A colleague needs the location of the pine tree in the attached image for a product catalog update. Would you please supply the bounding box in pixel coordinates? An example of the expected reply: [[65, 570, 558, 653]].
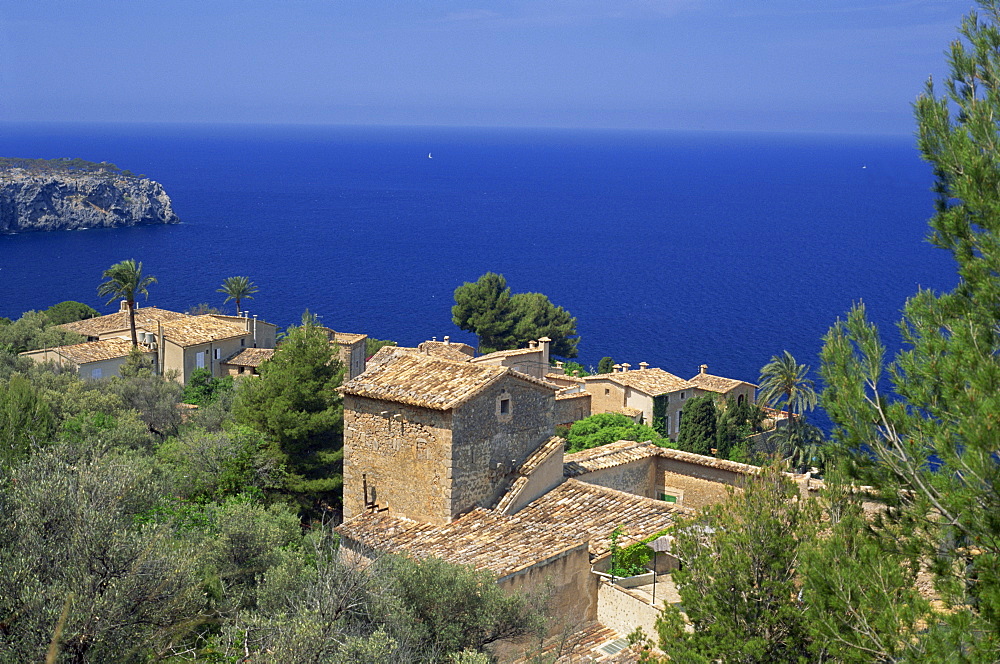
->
[[675, 394, 716, 456], [820, 3, 1000, 658]]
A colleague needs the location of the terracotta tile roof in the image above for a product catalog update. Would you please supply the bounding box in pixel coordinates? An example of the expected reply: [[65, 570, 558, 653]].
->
[[340, 352, 557, 410], [51, 338, 152, 364], [546, 372, 586, 385], [335, 508, 586, 577], [334, 331, 367, 345], [688, 370, 757, 394], [418, 340, 475, 358], [417, 341, 475, 362], [366, 345, 414, 368], [314, 326, 367, 345], [520, 436, 565, 475], [472, 347, 543, 362], [159, 315, 249, 347], [620, 406, 643, 417], [494, 476, 531, 515], [495, 436, 565, 514], [58, 307, 188, 338], [515, 479, 685, 557], [564, 440, 661, 477], [555, 390, 589, 400], [509, 621, 638, 663], [222, 347, 274, 367], [209, 314, 277, 329], [582, 368, 694, 396], [654, 447, 761, 475]]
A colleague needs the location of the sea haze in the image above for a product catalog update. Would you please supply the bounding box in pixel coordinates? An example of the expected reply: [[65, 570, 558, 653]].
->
[[0, 123, 955, 396]]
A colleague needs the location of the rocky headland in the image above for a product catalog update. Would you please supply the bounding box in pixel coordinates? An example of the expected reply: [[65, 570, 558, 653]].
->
[[0, 157, 180, 233]]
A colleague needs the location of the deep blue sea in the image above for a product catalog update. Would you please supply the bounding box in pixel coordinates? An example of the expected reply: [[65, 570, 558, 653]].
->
[[0, 123, 956, 417]]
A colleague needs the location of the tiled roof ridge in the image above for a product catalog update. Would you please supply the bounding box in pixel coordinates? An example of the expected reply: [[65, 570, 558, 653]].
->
[[49, 338, 154, 363], [580, 367, 696, 394], [495, 436, 566, 514], [472, 347, 542, 361], [222, 347, 275, 367], [340, 353, 510, 410], [654, 446, 762, 475], [58, 306, 189, 337], [688, 371, 758, 391], [159, 315, 250, 347]]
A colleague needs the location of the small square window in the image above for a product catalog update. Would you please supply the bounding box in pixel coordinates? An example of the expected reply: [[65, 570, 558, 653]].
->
[[680, 391, 686, 399], [500, 398, 510, 414], [241, 338, 245, 347], [605, 388, 610, 395]]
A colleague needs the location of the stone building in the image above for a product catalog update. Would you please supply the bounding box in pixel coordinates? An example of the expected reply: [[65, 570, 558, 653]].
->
[[335, 342, 794, 659], [582, 366, 696, 438], [340, 352, 560, 525], [316, 327, 369, 380], [687, 364, 757, 405], [31, 304, 278, 382], [21, 337, 156, 380]]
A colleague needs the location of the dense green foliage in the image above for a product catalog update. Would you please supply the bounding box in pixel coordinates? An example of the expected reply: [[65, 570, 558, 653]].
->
[[675, 394, 716, 456], [452, 272, 514, 353], [42, 300, 98, 326], [452, 272, 580, 357], [559, 360, 589, 376], [233, 317, 345, 510], [217, 275, 258, 314], [597, 356, 614, 374], [563, 412, 669, 453], [182, 367, 234, 407], [0, 309, 86, 353], [714, 396, 766, 460], [647, 466, 815, 664], [0, 337, 546, 662]]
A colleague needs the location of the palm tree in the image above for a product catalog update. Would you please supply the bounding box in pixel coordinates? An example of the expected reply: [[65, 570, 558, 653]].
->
[[757, 350, 818, 422], [217, 276, 258, 315], [97, 259, 157, 347], [758, 351, 821, 467]]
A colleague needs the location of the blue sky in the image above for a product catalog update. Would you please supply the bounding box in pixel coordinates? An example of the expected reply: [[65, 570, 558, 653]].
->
[[0, 0, 971, 134]]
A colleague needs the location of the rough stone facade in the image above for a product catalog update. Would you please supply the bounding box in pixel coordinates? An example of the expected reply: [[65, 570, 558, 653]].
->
[[342, 395, 454, 524], [450, 375, 556, 517], [596, 579, 662, 640], [573, 458, 657, 499], [343, 372, 556, 525], [555, 391, 590, 425]]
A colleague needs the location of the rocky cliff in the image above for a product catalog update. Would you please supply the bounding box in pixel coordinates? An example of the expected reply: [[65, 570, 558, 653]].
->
[[0, 158, 180, 233]]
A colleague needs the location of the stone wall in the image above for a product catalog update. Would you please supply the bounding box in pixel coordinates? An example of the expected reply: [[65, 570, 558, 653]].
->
[[585, 378, 627, 416], [450, 375, 555, 518], [506, 448, 565, 515], [597, 578, 662, 640], [654, 457, 746, 509], [343, 395, 454, 524], [574, 458, 657, 498], [555, 392, 590, 425], [499, 543, 597, 635]]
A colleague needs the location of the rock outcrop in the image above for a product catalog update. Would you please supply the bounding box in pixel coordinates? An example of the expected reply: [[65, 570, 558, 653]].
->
[[0, 159, 180, 233]]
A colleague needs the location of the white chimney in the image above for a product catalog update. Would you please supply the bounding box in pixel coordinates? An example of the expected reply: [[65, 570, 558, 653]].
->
[[120, 300, 129, 312], [613, 364, 622, 373], [640, 362, 649, 371], [700, 364, 708, 374], [444, 335, 451, 344], [622, 363, 631, 372]]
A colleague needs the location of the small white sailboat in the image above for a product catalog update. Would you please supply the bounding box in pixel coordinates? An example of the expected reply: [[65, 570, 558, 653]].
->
[[428, 153, 433, 159]]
